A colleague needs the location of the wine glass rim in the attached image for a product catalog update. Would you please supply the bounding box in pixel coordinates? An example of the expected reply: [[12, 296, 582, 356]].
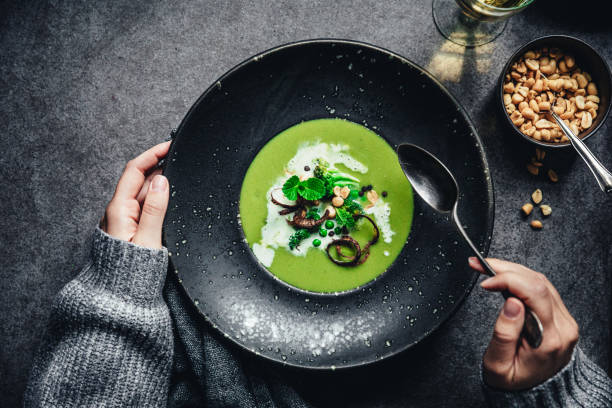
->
[[476, 0, 535, 11]]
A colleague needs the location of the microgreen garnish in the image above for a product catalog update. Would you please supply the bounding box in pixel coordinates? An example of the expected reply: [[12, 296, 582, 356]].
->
[[343, 198, 363, 215], [306, 207, 320, 220], [288, 229, 310, 250], [335, 207, 356, 229]]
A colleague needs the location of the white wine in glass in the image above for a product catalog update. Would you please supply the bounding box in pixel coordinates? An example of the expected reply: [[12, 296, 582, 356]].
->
[[433, 0, 535, 47]]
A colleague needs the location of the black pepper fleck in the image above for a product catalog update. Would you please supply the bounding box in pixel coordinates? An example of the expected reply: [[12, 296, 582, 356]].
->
[[382, 191, 388, 197], [328, 231, 335, 237], [304, 165, 310, 171], [358, 191, 364, 197]]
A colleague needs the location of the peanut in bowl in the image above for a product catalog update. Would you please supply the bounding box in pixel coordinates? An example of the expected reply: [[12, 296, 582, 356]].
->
[[499, 35, 611, 149]]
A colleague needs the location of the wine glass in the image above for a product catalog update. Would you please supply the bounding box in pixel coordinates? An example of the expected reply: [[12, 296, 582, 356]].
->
[[433, 0, 535, 47]]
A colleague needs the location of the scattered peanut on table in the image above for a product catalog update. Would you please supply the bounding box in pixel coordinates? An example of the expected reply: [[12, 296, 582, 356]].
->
[[531, 188, 543, 204], [503, 47, 600, 143], [530, 220, 543, 229]]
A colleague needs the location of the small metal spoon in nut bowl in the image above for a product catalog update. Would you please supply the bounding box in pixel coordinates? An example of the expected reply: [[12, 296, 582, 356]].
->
[[542, 73, 612, 193]]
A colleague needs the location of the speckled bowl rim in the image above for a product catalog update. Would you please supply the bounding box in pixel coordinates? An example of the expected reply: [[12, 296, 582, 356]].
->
[[167, 38, 495, 370], [498, 35, 612, 149]]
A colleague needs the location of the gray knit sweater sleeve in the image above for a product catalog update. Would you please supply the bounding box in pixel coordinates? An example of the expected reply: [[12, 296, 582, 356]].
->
[[483, 346, 612, 407], [24, 227, 174, 407]]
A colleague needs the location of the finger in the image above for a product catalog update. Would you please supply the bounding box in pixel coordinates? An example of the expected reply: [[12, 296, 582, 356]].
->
[[477, 258, 574, 323], [483, 298, 525, 387], [481, 274, 554, 327], [132, 175, 169, 249], [469, 257, 533, 278], [114, 141, 171, 200], [136, 168, 163, 203]]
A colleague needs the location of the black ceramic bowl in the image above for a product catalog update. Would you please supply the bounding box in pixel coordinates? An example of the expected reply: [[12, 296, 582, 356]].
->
[[163, 39, 494, 369], [499, 35, 611, 149]]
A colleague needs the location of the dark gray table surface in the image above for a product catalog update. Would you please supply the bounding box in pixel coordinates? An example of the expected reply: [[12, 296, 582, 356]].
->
[[1, 1, 610, 406]]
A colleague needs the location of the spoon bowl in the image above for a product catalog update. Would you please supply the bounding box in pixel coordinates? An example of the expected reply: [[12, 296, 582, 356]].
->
[[396, 144, 458, 213]]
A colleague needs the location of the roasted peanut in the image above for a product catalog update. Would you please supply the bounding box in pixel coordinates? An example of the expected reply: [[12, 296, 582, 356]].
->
[[503, 82, 515, 93], [538, 101, 551, 111], [526, 163, 539, 175], [366, 190, 379, 204], [540, 205, 552, 216], [332, 196, 344, 207], [325, 205, 337, 219], [512, 93, 524, 104], [564, 55, 575, 69], [531, 188, 543, 204], [525, 59, 539, 71], [552, 99, 566, 115], [581, 111, 593, 129], [522, 203, 534, 215], [587, 82, 598, 95], [575, 95, 586, 110], [586, 95, 600, 103], [547, 169, 558, 183], [522, 108, 536, 120], [340, 186, 350, 199], [535, 119, 554, 129], [510, 110, 524, 126], [530, 220, 543, 229]]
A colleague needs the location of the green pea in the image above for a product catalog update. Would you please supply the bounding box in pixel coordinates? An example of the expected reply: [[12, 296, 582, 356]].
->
[[319, 228, 327, 237], [325, 220, 334, 229], [312, 239, 322, 247], [334, 226, 342, 235]]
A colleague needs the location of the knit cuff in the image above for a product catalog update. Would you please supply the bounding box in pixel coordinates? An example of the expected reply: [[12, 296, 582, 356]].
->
[[79, 227, 169, 303], [483, 346, 612, 407]]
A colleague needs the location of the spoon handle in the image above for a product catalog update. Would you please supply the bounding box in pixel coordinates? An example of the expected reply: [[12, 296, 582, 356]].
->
[[549, 111, 612, 193], [451, 206, 543, 349]]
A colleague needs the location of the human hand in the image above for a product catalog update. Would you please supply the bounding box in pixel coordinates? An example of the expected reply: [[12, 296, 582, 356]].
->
[[101, 141, 171, 249], [469, 257, 579, 391]]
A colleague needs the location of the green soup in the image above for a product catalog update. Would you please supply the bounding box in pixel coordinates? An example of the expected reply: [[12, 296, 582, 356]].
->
[[240, 118, 413, 293]]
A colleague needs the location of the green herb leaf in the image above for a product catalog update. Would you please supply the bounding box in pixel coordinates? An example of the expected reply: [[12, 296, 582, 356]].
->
[[335, 207, 356, 229], [299, 177, 325, 200], [282, 175, 300, 201], [288, 229, 310, 250], [306, 207, 320, 220], [343, 199, 363, 215]]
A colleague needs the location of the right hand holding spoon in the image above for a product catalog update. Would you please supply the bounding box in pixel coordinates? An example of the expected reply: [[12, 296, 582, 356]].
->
[[469, 257, 579, 390]]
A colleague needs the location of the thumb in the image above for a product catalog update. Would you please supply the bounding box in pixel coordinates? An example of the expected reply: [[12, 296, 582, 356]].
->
[[133, 175, 169, 249], [483, 297, 525, 387]]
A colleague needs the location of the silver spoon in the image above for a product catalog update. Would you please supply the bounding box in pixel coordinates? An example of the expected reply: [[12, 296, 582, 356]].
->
[[397, 143, 543, 348], [541, 73, 612, 193]]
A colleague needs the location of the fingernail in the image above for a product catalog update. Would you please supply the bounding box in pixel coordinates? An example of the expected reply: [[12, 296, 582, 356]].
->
[[468, 256, 477, 264], [503, 300, 521, 319], [151, 175, 168, 192]]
